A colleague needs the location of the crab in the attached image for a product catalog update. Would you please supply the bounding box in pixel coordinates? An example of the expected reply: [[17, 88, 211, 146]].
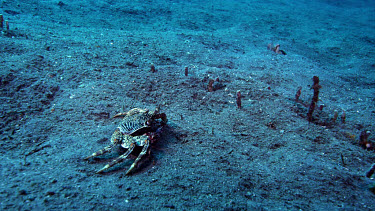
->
[[84, 108, 167, 174]]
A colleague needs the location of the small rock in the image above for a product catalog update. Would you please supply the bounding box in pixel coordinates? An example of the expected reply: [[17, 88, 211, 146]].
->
[[46, 191, 55, 196], [18, 189, 27, 195], [163, 204, 175, 209]]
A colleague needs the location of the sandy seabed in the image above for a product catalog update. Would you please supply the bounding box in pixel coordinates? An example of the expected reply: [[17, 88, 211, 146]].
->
[[1, 0, 375, 210]]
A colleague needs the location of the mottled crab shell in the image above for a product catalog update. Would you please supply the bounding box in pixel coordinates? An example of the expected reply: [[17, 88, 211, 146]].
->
[[118, 109, 154, 135]]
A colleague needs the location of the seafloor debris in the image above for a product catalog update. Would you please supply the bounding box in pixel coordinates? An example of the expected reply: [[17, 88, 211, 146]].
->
[[367, 163, 375, 178], [0, 14, 3, 29], [295, 86, 302, 102], [341, 110, 346, 124], [208, 79, 215, 92], [0, 14, 10, 32], [204, 77, 225, 92], [267, 43, 287, 55], [0, 13, 26, 38], [359, 130, 374, 150]]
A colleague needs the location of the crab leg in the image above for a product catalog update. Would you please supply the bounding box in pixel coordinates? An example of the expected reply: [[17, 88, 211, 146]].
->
[[113, 112, 128, 118], [84, 141, 118, 160], [85, 128, 123, 160], [96, 143, 136, 174], [126, 139, 150, 175]]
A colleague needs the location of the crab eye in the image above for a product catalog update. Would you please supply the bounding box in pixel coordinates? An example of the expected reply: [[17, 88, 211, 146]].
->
[[146, 120, 151, 125]]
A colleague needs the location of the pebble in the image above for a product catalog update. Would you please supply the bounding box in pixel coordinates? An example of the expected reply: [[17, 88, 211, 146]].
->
[[18, 189, 27, 195]]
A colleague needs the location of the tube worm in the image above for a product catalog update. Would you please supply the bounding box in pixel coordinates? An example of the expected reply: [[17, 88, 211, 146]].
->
[[236, 91, 242, 109], [150, 64, 156, 73], [208, 79, 214, 92], [307, 76, 322, 122]]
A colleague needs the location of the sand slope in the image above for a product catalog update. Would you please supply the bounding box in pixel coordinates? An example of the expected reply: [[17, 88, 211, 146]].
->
[[1, 0, 374, 210]]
